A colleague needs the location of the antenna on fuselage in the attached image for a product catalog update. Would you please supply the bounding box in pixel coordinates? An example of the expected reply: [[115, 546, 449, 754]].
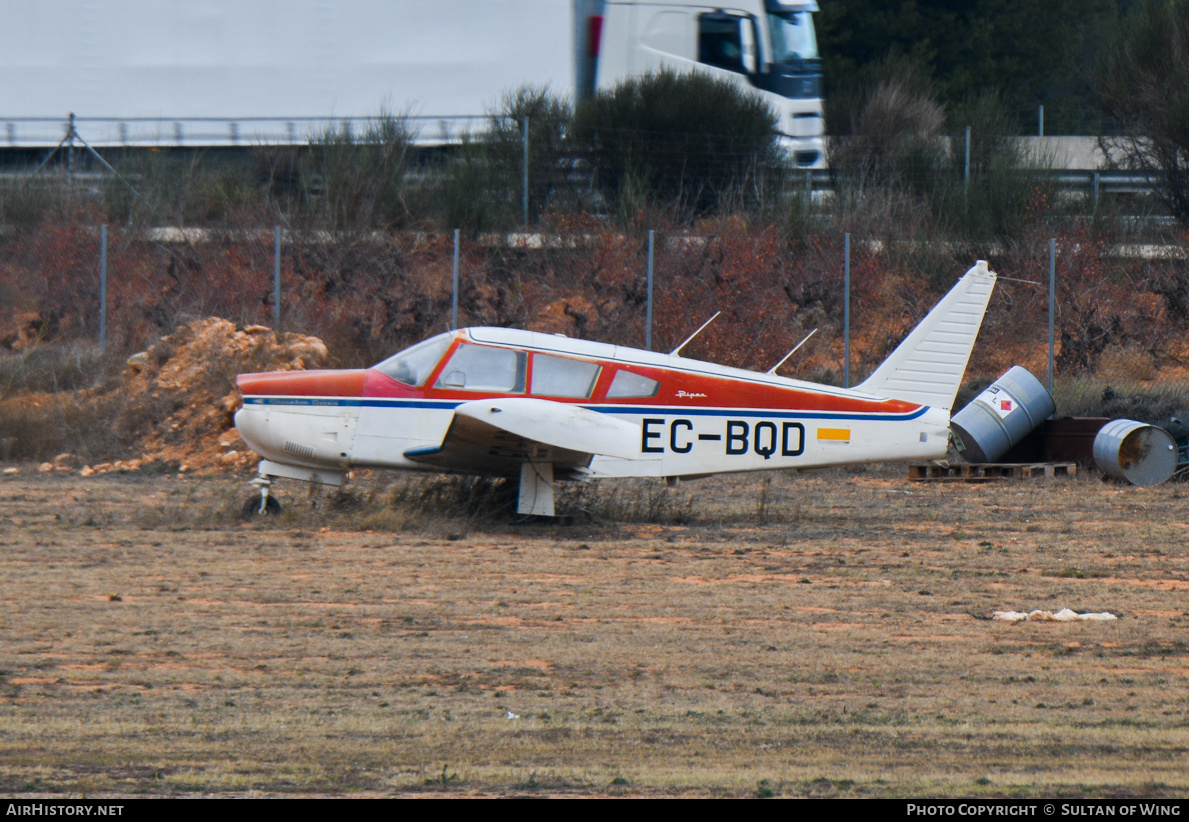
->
[[669, 312, 721, 357], [766, 328, 818, 375]]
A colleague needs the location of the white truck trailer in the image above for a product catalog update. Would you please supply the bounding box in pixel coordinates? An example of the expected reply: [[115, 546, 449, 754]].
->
[[0, 0, 824, 167]]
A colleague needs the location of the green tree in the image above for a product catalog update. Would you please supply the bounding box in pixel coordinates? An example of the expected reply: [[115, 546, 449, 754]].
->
[[480, 87, 574, 224], [818, 0, 1114, 132], [1095, 0, 1189, 222], [440, 87, 572, 231], [574, 70, 781, 221]]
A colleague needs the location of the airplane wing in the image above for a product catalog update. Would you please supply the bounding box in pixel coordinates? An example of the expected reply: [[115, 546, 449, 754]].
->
[[403, 397, 640, 477]]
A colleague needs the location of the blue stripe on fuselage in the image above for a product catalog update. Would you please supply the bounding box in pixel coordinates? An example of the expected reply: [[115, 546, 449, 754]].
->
[[592, 405, 928, 422], [240, 395, 929, 422]]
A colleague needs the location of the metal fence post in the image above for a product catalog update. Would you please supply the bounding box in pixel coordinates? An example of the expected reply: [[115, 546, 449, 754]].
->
[[964, 126, 971, 194], [646, 230, 654, 351], [452, 229, 460, 331], [843, 232, 851, 388], [273, 226, 281, 331], [67, 112, 75, 174], [1048, 238, 1056, 394], [522, 116, 530, 225], [99, 224, 107, 351]]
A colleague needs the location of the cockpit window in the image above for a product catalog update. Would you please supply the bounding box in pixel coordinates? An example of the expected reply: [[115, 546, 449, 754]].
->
[[373, 333, 451, 386], [434, 343, 526, 393], [531, 354, 601, 398], [606, 369, 660, 398]]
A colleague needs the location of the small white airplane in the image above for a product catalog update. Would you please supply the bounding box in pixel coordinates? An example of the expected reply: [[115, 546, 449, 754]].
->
[[235, 260, 997, 516]]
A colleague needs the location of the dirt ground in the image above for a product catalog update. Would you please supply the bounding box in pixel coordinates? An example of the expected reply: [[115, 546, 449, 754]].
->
[[0, 466, 1186, 798]]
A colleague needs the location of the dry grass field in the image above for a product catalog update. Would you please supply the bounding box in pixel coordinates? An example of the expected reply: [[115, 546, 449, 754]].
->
[[0, 466, 1187, 798]]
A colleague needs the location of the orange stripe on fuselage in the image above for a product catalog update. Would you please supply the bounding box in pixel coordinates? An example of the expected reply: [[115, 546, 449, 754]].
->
[[603, 367, 919, 414], [358, 351, 920, 415], [236, 369, 367, 397]]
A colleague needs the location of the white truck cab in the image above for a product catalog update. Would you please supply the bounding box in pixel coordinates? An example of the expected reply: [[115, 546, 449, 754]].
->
[[592, 0, 825, 167]]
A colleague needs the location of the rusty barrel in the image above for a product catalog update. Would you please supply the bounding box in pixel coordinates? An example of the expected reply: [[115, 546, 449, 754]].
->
[[1092, 419, 1178, 486], [950, 366, 1056, 463]]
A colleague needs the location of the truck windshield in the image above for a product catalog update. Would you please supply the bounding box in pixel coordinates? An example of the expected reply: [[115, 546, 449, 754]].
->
[[767, 11, 817, 63]]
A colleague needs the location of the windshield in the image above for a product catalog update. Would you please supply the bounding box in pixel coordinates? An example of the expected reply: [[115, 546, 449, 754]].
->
[[373, 333, 452, 386], [767, 11, 817, 62]]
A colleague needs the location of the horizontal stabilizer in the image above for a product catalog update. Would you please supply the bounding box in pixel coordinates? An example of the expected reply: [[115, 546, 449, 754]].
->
[[856, 260, 997, 412]]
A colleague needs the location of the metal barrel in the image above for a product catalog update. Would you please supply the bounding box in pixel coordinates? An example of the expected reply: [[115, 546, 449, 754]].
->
[[950, 366, 1056, 463], [1093, 419, 1178, 486]]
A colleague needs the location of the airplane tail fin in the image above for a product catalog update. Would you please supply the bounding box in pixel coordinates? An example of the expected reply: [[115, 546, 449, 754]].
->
[[856, 260, 997, 413]]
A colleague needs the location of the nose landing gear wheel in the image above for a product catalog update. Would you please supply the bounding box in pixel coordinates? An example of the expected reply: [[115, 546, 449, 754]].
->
[[243, 495, 282, 516], [245, 475, 282, 515]]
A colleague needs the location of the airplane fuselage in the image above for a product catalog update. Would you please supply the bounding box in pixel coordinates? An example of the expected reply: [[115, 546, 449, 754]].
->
[[235, 327, 951, 487]]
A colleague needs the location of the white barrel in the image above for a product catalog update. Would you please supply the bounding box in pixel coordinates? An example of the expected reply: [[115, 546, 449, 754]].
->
[[1093, 419, 1178, 486], [950, 366, 1056, 463]]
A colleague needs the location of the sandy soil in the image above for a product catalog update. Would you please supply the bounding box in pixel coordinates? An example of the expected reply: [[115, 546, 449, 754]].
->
[[0, 466, 1186, 797]]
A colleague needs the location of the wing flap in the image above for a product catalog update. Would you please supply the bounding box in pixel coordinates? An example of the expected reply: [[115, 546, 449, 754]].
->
[[454, 398, 641, 459], [404, 398, 640, 475]]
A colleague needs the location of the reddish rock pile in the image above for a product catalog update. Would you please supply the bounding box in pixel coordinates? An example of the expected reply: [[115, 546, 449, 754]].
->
[[120, 318, 329, 473]]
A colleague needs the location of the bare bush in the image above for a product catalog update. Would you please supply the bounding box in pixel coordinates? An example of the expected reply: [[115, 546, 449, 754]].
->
[[828, 67, 947, 197], [1095, 0, 1189, 224], [302, 114, 418, 233]]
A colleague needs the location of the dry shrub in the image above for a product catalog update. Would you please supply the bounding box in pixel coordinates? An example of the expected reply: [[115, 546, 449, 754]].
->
[[1, 204, 1180, 390], [0, 343, 129, 462], [0, 317, 329, 465], [0, 221, 291, 353], [387, 475, 520, 521], [652, 224, 798, 369], [0, 389, 122, 462], [828, 68, 947, 198], [1054, 377, 1189, 422], [0, 218, 1173, 389], [637, 226, 875, 381], [562, 479, 694, 524], [853, 76, 945, 161], [5, 208, 1189, 475], [1096, 344, 1157, 382], [1052, 233, 1157, 375], [302, 114, 417, 232], [0, 341, 116, 395]]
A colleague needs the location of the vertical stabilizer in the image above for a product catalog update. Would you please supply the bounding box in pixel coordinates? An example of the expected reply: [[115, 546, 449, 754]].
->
[[856, 260, 996, 412]]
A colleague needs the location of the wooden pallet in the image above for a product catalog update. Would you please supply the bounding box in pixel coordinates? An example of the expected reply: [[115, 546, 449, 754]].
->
[[907, 462, 1077, 482]]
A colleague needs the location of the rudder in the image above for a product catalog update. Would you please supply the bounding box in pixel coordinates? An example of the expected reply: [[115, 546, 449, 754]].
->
[[856, 260, 997, 413]]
